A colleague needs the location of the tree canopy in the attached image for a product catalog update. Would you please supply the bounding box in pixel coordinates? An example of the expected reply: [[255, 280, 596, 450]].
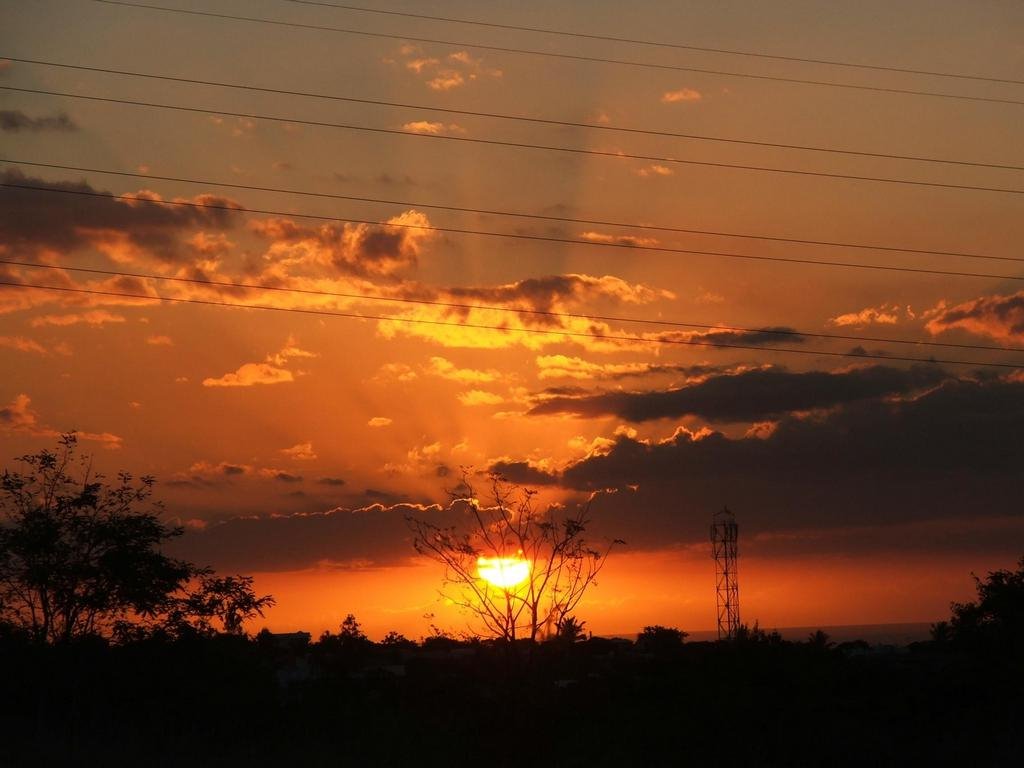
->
[[0, 434, 273, 643]]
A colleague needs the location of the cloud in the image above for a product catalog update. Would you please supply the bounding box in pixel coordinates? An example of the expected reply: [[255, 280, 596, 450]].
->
[[579, 231, 659, 247], [829, 303, 902, 327], [458, 390, 505, 406], [170, 501, 461, 572], [202, 362, 294, 388], [260, 469, 304, 483], [203, 338, 316, 388], [187, 461, 251, 478], [0, 110, 77, 132], [377, 273, 671, 351], [0, 169, 242, 264], [529, 364, 951, 423], [0, 336, 48, 355], [318, 477, 347, 486], [177, 461, 309, 487], [402, 121, 465, 135], [925, 291, 1024, 343], [404, 57, 439, 74], [545, 374, 1024, 552], [368, 416, 393, 427], [426, 356, 499, 383], [250, 210, 435, 278], [636, 164, 674, 178], [650, 326, 805, 348], [428, 72, 465, 91], [488, 460, 559, 486], [0, 394, 38, 432], [0, 394, 122, 448], [535, 355, 739, 382], [165, 373, 1024, 571], [661, 88, 702, 103], [281, 442, 317, 461], [391, 45, 502, 91], [146, 334, 174, 346], [265, 338, 317, 366], [30, 310, 127, 328]]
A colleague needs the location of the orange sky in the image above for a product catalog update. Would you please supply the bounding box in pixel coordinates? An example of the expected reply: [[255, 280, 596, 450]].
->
[[2, 0, 1023, 638]]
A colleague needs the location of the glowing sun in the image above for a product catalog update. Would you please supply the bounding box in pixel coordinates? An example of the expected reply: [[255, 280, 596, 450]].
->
[[477, 556, 531, 589]]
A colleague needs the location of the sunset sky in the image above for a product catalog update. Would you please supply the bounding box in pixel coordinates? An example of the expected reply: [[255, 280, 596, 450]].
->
[[2, 0, 1023, 639]]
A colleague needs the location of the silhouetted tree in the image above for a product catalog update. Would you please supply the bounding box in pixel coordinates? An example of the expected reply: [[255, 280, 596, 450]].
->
[[0, 434, 273, 642], [380, 630, 416, 648], [339, 613, 366, 640], [636, 625, 687, 653], [946, 556, 1024, 654], [408, 472, 621, 642], [175, 573, 276, 636], [929, 621, 952, 643], [554, 614, 587, 643], [734, 621, 783, 645], [807, 629, 834, 650]]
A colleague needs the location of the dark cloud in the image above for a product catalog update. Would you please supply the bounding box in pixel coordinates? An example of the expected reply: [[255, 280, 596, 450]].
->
[[447, 275, 605, 315], [926, 291, 1024, 342], [171, 502, 461, 572], [554, 375, 1024, 552], [0, 169, 241, 262], [271, 471, 303, 483], [0, 110, 77, 132], [529, 364, 951, 423], [363, 488, 410, 505], [393, 274, 664, 330], [376, 172, 418, 187], [488, 460, 559, 486], [166, 374, 1024, 571], [657, 326, 805, 347], [249, 212, 431, 278], [317, 477, 346, 486]]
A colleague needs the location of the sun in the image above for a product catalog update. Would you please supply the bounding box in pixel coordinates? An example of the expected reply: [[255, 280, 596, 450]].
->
[[477, 556, 531, 589]]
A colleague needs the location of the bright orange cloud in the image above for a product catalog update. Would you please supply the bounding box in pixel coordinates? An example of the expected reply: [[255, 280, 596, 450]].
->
[[661, 88, 702, 103], [925, 292, 1024, 343]]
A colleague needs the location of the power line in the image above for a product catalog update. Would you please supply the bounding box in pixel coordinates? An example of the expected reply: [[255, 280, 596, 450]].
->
[[286, 0, 1024, 87], [3, 280, 1020, 369], [6, 85, 1024, 196], [9, 158, 1020, 265], [89, 0, 1024, 107], [4, 180, 1023, 282], [6, 258, 1020, 355], [6, 57, 1022, 172]]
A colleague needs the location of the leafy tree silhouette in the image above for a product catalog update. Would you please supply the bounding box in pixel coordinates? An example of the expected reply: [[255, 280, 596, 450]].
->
[[0, 434, 273, 642], [554, 614, 587, 643], [380, 630, 416, 648], [636, 625, 688, 654], [943, 556, 1024, 655], [807, 629, 835, 650]]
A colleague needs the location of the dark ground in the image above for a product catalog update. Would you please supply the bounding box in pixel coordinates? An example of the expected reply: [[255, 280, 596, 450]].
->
[[2, 632, 1021, 767]]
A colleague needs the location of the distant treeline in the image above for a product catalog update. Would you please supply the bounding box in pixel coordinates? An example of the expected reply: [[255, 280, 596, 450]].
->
[[2, 603, 1021, 767]]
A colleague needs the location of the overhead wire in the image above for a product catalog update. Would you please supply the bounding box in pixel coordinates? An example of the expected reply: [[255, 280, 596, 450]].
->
[[3, 179, 1023, 282], [4, 85, 1024, 196], [4, 57, 1022, 172], [87, 0, 1024, 107], [3, 279, 1021, 369], [284, 0, 1024, 87], [7, 158, 1020, 265], [4, 257, 1022, 355]]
